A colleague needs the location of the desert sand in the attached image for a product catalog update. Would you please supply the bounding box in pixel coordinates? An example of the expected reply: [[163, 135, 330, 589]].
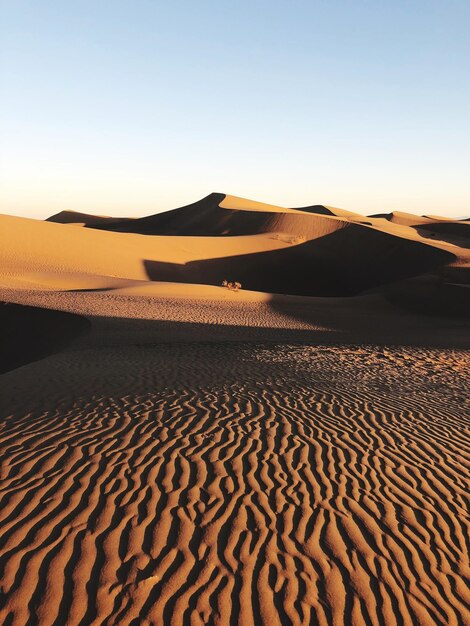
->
[[0, 193, 469, 625]]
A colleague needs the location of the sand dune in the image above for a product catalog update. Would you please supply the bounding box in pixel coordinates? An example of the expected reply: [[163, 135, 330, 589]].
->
[[47, 193, 310, 235], [46, 210, 132, 229], [2, 193, 469, 297], [0, 212, 292, 291], [47, 192, 470, 253], [1, 193, 469, 625]]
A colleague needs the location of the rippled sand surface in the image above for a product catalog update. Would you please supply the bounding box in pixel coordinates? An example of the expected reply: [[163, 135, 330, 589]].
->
[[1, 342, 468, 625]]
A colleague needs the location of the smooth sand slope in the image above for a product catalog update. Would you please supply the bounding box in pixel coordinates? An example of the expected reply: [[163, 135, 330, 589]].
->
[[0, 193, 469, 625]]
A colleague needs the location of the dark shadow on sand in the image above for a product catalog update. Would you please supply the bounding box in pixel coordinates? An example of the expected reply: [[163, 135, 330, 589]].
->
[[415, 223, 470, 249], [143, 226, 455, 297], [0, 302, 91, 374], [76, 301, 470, 351]]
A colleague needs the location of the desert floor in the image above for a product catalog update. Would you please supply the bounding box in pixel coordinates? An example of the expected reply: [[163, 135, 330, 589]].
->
[[0, 291, 469, 626]]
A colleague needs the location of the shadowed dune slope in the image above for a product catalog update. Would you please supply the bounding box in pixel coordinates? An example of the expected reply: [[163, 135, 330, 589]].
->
[[415, 222, 470, 250], [144, 226, 454, 296], [46, 210, 127, 228], [46, 194, 369, 235], [294, 204, 365, 219], [370, 211, 470, 247], [47, 194, 343, 237], [0, 302, 90, 373], [46, 195, 470, 250], [282, 204, 336, 216], [377, 275, 470, 318], [0, 213, 298, 290], [44, 193, 470, 269]]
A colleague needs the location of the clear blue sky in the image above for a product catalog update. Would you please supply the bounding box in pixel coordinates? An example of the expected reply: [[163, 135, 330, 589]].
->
[[1, 0, 469, 218]]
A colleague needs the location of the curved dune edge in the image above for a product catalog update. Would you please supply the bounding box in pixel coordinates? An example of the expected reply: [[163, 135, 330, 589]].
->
[[45, 192, 470, 255], [2, 192, 469, 298], [0, 343, 469, 625]]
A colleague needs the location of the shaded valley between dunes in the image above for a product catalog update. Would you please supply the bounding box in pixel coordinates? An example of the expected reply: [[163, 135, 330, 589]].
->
[[0, 192, 469, 625]]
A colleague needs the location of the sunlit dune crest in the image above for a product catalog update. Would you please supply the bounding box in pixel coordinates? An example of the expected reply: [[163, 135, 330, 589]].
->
[[2, 192, 469, 296]]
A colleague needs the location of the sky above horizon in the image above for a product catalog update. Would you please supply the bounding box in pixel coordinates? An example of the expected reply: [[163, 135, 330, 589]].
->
[[1, 0, 469, 219]]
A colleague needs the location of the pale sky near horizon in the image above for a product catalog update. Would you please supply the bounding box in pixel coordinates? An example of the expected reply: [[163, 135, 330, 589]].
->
[[0, 0, 469, 219]]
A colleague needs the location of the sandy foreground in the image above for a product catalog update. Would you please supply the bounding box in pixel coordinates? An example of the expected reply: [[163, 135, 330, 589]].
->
[[0, 292, 469, 626], [0, 194, 469, 624]]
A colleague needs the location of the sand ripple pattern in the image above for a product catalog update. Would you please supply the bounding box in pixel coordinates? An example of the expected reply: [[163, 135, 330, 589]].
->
[[0, 344, 469, 625]]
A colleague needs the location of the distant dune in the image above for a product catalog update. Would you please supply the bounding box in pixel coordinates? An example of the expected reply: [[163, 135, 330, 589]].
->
[[3, 193, 469, 297]]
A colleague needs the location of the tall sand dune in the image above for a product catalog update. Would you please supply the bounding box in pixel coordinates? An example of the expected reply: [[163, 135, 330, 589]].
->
[[0, 213, 293, 290], [143, 226, 454, 296], [48, 193, 338, 237], [3, 192, 468, 297]]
